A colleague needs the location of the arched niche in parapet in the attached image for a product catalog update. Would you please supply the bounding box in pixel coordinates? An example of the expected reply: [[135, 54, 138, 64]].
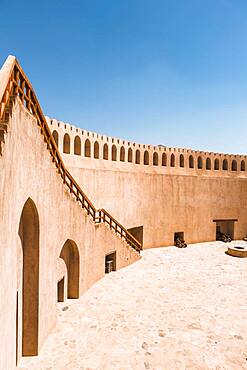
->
[[63, 133, 70, 154], [223, 159, 228, 170], [84, 139, 91, 157], [206, 157, 211, 170], [231, 160, 237, 171], [241, 160, 245, 171], [153, 152, 158, 166], [197, 156, 203, 169], [74, 136, 81, 156], [103, 143, 108, 160], [189, 155, 194, 168], [135, 149, 140, 164], [112, 145, 117, 161], [52, 130, 59, 147], [128, 148, 132, 162], [179, 154, 184, 168], [18, 198, 39, 357], [144, 150, 149, 165], [214, 158, 219, 170], [94, 141, 99, 159], [170, 153, 175, 167], [59, 239, 80, 299], [162, 153, 167, 166], [120, 146, 125, 162]]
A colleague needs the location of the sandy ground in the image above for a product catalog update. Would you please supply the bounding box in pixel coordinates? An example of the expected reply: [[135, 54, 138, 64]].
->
[[18, 241, 247, 370]]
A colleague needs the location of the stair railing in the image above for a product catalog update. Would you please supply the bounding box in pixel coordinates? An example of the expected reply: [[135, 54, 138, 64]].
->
[[0, 56, 142, 253]]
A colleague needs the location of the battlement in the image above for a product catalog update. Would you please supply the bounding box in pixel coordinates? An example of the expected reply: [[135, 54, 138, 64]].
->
[[2, 55, 247, 370], [46, 116, 247, 176]]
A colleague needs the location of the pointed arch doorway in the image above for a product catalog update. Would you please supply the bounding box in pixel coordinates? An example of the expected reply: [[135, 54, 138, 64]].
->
[[17, 198, 40, 358]]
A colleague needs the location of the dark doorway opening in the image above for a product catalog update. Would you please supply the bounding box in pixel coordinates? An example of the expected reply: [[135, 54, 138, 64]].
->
[[174, 232, 184, 245], [127, 226, 143, 249], [214, 219, 237, 240], [105, 252, 116, 273], [18, 198, 39, 356]]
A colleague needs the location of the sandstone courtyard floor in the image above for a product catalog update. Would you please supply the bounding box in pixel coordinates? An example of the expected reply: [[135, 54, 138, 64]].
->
[[19, 241, 247, 370]]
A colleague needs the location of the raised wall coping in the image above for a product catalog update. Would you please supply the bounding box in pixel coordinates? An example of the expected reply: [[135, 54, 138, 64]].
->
[[45, 116, 247, 159]]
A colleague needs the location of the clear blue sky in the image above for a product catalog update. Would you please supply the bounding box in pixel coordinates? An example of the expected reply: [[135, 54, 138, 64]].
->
[[1, 0, 247, 153]]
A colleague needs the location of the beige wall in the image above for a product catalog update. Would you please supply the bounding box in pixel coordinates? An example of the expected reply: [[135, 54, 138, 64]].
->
[[47, 119, 247, 249], [0, 100, 139, 370], [2, 55, 246, 370], [1, 69, 247, 369]]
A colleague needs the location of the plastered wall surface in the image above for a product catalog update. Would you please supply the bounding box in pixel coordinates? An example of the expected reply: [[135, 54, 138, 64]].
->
[[1, 54, 247, 369], [48, 119, 247, 248], [0, 100, 139, 370]]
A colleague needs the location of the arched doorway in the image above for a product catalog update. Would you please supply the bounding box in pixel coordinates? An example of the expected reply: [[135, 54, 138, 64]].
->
[[231, 160, 237, 171], [197, 156, 203, 169], [18, 198, 39, 357], [103, 143, 108, 160], [94, 141, 99, 159], [144, 150, 149, 165], [223, 159, 228, 170], [206, 157, 211, 170], [179, 154, 184, 167], [74, 136, 81, 155], [162, 153, 167, 166], [128, 148, 132, 162], [170, 153, 175, 167], [112, 145, 117, 161], [59, 239, 80, 299], [63, 133, 70, 154], [189, 155, 194, 168], [241, 160, 246, 171], [135, 149, 140, 164], [120, 146, 125, 162], [153, 152, 158, 166], [52, 130, 59, 147], [84, 139, 91, 157], [214, 158, 219, 170]]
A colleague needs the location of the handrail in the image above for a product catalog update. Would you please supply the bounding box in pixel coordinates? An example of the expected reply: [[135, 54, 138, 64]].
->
[[97, 208, 141, 252], [0, 56, 141, 253]]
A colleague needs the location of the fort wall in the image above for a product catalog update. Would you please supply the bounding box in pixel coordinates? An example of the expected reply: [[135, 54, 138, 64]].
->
[[1, 54, 247, 369], [0, 99, 139, 370], [47, 118, 247, 248]]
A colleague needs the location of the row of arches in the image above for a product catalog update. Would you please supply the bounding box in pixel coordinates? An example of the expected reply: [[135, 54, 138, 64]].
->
[[16, 198, 79, 363], [181, 154, 245, 171], [52, 130, 246, 172]]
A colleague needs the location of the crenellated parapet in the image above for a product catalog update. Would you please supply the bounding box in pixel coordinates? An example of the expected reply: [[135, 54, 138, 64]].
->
[[46, 116, 247, 176]]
